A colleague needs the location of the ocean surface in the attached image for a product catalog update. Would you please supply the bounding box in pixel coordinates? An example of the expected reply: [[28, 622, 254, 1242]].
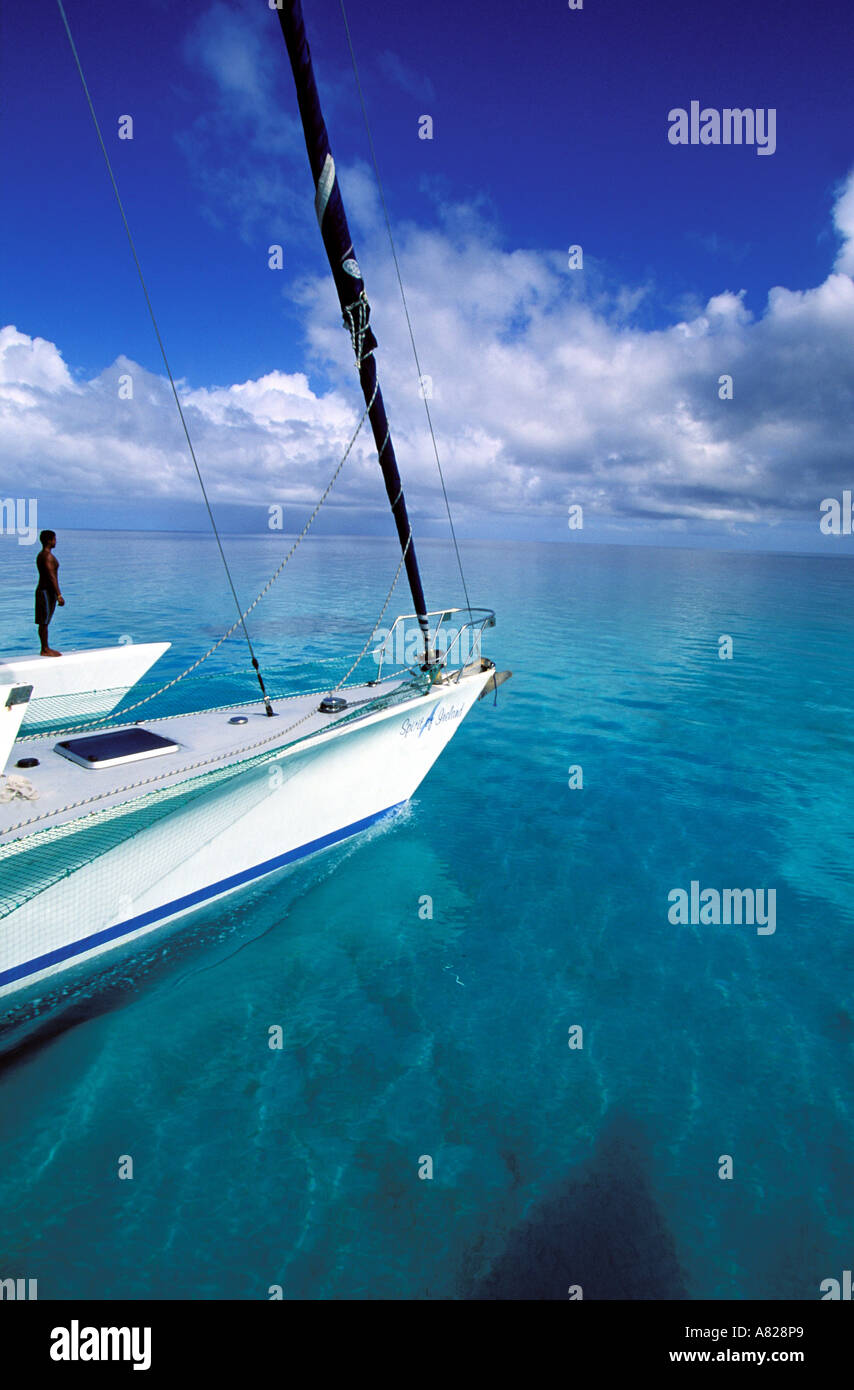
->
[[0, 531, 852, 1300]]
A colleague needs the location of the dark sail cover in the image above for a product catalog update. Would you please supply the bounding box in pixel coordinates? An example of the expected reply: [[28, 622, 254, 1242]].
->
[[275, 0, 430, 652]]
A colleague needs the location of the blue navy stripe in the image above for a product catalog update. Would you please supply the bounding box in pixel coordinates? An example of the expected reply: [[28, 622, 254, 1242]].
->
[[0, 802, 404, 989]]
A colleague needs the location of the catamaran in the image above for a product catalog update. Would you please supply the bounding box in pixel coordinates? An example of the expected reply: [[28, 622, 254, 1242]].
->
[[0, 1, 509, 1005]]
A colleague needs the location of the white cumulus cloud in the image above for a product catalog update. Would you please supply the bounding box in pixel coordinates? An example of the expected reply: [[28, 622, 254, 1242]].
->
[[3, 168, 854, 546]]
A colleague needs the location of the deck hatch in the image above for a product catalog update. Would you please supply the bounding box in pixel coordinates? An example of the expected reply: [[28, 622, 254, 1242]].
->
[[54, 727, 179, 769]]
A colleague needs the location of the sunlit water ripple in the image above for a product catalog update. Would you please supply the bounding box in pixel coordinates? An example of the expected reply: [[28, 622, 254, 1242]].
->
[[0, 533, 852, 1299]]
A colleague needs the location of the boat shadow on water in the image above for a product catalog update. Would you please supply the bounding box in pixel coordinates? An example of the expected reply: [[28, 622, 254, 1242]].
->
[[0, 812, 409, 1073], [461, 1113, 689, 1300], [0, 914, 269, 1072]]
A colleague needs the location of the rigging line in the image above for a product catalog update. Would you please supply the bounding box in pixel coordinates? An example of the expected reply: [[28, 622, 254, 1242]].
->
[[54, 0, 274, 716], [1, 564, 422, 842], [338, 0, 474, 623], [33, 379, 379, 740], [329, 528, 413, 693]]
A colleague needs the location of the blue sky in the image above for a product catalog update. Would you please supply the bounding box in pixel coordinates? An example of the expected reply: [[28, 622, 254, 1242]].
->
[[2, 0, 854, 550]]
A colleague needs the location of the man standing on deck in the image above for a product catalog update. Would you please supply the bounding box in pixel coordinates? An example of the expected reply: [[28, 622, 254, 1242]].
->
[[35, 529, 64, 656]]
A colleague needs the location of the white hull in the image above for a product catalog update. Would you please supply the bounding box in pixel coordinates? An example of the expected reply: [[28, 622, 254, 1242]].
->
[[0, 668, 490, 1001], [0, 643, 170, 730]]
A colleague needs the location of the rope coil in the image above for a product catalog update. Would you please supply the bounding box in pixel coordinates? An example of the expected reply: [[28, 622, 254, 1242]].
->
[[343, 292, 374, 362]]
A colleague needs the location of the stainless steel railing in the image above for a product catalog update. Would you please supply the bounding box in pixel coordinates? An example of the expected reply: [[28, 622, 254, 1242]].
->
[[371, 608, 496, 682]]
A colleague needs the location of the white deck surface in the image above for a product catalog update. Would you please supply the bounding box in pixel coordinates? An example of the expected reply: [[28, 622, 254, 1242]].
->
[[0, 674, 425, 842]]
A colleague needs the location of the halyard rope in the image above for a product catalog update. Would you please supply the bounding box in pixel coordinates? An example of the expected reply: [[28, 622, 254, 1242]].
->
[[35, 379, 379, 740], [11, 5, 437, 851], [53, 1, 423, 741], [339, 0, 475, 624], [56, 0, 276, 715], [326, 530, 412, 692]]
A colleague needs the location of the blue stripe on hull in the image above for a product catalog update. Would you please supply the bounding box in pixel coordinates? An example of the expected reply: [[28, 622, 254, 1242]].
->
[[0, 801, 405, 990]]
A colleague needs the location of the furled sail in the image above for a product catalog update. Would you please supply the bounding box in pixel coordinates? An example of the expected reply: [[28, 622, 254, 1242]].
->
[[275, 0, 431, 657]]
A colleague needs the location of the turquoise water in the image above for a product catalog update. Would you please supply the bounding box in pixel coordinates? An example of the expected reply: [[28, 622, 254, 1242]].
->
[[0, 532, 852, 1299]]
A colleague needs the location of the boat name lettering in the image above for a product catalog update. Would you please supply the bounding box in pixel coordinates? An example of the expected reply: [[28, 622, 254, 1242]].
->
[[399, 704, 465, 738]]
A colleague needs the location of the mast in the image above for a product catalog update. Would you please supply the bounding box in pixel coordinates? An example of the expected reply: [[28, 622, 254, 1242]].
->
[[275, 0, 431, 660]]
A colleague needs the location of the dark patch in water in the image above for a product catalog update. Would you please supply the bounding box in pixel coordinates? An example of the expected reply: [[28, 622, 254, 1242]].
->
[[499, 1148, 523, 1192], [0, 968, 146, 1075], [463, 1115, 688, 1300], [0, 996, 108, 1074]]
